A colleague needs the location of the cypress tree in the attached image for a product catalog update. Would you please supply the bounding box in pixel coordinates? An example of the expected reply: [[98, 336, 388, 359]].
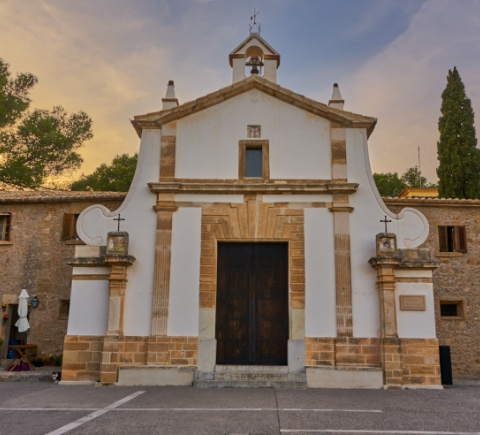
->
[[437, 66, 480, 198]]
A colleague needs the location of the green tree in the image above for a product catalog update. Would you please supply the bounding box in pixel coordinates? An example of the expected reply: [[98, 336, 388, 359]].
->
[[0, 59, 92, 189], [374, 166, 436, 197], [71, 153, 138, 192], [401, 166, 431, 188], [437, 66, 480, 198], [373, 172, 406, 197]]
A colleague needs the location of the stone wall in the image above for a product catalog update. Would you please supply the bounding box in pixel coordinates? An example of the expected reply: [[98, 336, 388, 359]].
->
[[62, 335, 104, 382], [305, 337, 381, 367], [0, 192, 124, 361], [385, 198, 480, 379]]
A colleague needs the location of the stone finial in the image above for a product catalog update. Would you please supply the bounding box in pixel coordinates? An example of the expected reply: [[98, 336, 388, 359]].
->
[[162, 80, 179, 110], [329, 83, 344, 110]]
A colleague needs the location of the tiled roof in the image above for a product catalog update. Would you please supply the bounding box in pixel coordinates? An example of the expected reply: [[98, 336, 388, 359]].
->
[[384, 196, 480, 206], [0, 190, 126, 203]]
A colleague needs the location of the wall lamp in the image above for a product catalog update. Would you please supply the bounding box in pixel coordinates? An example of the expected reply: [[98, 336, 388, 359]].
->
[[31, 295, 39, 309]]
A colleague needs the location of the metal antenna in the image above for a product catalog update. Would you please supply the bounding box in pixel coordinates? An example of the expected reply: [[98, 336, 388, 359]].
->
[[249, 8, 261, 35], [418, 145, 422, 188]]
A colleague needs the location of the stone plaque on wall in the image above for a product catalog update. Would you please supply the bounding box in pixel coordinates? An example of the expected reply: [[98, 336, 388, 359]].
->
[[399, 295, 426, 311]]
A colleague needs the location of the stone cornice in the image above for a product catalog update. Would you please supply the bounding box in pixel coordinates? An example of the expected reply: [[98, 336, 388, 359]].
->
[[67, 257, 106, 267], [148, 180, 359, 195], [369, 248, 440, 270], [67, 256, 136, 267]]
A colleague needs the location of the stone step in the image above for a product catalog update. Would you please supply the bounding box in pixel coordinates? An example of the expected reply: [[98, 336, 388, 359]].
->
[[194, 379, 306, 389], [194, 366, 306, 389], [214, 365, 289, 374], [0, 369, 57, 383], [198, 372, 305, 382]]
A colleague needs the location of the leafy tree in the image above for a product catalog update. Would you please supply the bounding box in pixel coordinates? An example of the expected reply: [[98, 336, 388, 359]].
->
[[400, 166, 431, 188], [373, 172, 406, 197], [437, 66, 480, 199], [71, 153, 137, 192], [0, 59, 92, 189], [374, 166, 436, 197]]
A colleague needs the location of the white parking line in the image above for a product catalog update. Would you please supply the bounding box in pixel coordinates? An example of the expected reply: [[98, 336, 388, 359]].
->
[[44, 391, 145, 435], [281, 431, 480, 434], [115, 407, 384, 412], [0, 407, 384, 413]]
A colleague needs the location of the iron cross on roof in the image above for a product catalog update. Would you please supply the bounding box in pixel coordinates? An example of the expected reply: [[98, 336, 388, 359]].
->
[[113, 214, 125, 232], [380, 215, 392, 234]]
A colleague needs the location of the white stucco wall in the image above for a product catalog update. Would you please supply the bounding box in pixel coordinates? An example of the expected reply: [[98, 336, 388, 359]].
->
[[76, 129, 160, 336], [395, 270, 436, 338], [71, 83, 434, 344], [168, 207, 202, 336], [67, 278, 109, 335], [346, 129, 430, 338], [175, 89, 331, 181], [305, 208, 337, 337]]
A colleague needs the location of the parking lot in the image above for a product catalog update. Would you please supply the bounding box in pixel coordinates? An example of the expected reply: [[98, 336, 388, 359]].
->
[[1, 382, 480, 434]]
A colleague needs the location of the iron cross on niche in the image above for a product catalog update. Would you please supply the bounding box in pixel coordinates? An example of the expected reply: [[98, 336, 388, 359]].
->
[[113, 214, 125, 232], [380, 215, 392, 234]]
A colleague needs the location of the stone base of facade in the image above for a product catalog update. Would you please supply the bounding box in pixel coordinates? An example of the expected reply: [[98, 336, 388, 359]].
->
[[117, 365, 196, 386], [62, 335, 199, 384], [62, 335, 441, 387], [306, 366, 383, 389], [305, 336, 442, 389], [62, 335, 104, 383], [400, 338, 442, 388]]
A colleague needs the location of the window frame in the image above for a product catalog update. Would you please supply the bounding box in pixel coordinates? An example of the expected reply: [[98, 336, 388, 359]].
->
[[0, 213, 12, 243], [58, 299, 70, 320], [438, 298, 466, 320], [238, 140, 270, 182], [62, 213, 82, 243], [438, 225, 467, 253]]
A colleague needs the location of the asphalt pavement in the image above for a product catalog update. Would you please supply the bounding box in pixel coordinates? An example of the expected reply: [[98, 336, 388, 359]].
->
[[0, 382, 479, 435]]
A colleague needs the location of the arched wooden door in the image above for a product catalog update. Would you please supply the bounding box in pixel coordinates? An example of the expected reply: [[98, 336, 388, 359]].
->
[[215, 242, 288, 365]]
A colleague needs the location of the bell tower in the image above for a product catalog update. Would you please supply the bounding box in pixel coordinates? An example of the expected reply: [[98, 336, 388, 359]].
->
[[229, 14, 280, 83]]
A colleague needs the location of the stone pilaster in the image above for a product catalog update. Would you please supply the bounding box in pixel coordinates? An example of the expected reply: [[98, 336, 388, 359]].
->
[[103, 257, 135, 336], [329, 121, 354, 337], [329, 200, 354, 337], [160, 135, 176, 181], [100, 256, 135, 384], [369, 255, 401, 387], [150, 198, 177, 336]]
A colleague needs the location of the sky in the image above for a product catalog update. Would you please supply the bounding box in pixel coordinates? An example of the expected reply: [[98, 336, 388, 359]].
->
[[1, 0, 480, 184]]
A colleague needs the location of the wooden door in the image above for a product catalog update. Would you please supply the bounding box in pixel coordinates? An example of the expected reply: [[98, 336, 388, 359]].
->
[[216, 242, 288, 365]]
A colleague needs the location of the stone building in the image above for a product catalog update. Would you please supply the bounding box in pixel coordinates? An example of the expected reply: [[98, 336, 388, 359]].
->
[[385, 196, 480, 379], [62, 31, 443, 388], [0, 191, 124, 362]]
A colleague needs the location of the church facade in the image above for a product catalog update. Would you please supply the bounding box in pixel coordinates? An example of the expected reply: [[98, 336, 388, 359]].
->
[[62, 32, 442, 388]]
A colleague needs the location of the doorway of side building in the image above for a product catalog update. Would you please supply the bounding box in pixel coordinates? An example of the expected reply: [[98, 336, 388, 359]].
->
[[215, 242, 289, 365], [3, 304, 24, 359]]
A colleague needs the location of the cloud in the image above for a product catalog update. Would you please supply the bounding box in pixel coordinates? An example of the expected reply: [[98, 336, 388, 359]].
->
[[2, 0, 478, 185], [0, 1, 174, 174], [344, 0, 480, 181]]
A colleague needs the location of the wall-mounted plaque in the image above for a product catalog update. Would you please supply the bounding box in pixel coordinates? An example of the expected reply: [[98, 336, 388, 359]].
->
[[376, 233, 397, 257], [247, 124, 261, 138], [400, 295, 426, 311], [106, 231, 129, 256]]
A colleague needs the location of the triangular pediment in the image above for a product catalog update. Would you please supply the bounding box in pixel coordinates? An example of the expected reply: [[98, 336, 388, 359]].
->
[[131, 75, 377, 138]]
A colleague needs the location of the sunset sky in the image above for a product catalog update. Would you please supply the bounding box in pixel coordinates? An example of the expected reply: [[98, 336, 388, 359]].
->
[[2, 0, 480, 184]]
